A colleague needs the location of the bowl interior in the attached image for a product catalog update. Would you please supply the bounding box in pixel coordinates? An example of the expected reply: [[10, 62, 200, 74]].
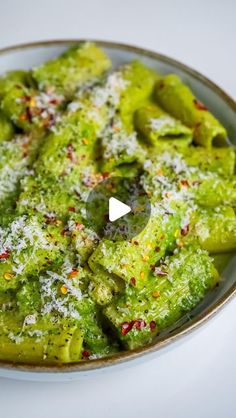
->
[[0, 40, 235, 376]]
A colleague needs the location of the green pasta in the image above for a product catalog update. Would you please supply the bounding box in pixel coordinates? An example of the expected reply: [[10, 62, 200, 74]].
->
[[1, 84, 64, 133], [0, 111, 14, 142], [0, 312, 84, 363], [212, 253, 235, 274], [32, 42, 111, 98], [0, 215, 69, 291], [180, 146, 235, 177], [0, 44, 234, 364], [134, 103, 192, 147], [89, 204, 184, 290], [0, 70, 29, 99], [190, 206, 236, 253], [104, 247, 219, 349], [194, 177, 236, 208], [155, 74, 228, 147]]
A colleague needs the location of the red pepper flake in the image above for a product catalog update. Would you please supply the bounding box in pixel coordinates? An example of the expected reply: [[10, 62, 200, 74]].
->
[[68, 206, 76, 212], [0, 251, 10, 260], [193, 99, 208, 111], [45, 113, 56, 129], [121, 321, 134, 336], [155, 246, 161, 253], [154, 268, 168, 277], [67, 144, 77, 163], [130, 277, 136, 286], [44, 213, 57, 224], [102, 172, 110, 179], [82, 350, 90, 359], [121, 319, 146, 335], [49, 98, 61, 105], [21, 142, 29, 157], [61, 227, 70, 237], [19, 113, 28, 121], [133, 240, 139, 246], [179, 179, 189, 188], [67, 144, 74, 153], [181, 224, 190, 236], [69, 268, 79, 278], [75, 223, 84, 231], [42, 117, 50, 128], [20, 95, 31, 103], [150, 320, 156, 331], [133, 319, 146, 330], [26, 107, 34, 123]]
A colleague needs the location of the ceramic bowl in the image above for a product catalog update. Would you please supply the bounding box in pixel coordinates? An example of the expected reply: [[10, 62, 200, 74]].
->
[[0, 40, 235, 381]]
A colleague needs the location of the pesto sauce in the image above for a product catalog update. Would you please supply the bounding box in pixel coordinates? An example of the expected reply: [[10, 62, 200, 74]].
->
[[0, 43, 234, 363]]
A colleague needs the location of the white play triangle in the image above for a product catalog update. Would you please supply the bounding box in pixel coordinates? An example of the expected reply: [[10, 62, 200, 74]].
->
[[108, 197, 131, 222]]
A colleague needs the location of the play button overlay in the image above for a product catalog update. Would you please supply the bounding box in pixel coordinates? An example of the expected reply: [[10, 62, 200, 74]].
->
[[109, 197, 131, 222], [86, 176, 151, 241]]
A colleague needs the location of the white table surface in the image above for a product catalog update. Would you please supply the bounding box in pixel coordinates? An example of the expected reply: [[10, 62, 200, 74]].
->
[[0, 1, 235, 417]]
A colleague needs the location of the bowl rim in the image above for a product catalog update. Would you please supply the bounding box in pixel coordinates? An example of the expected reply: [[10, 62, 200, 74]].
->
[[0, 38, 236, 374]]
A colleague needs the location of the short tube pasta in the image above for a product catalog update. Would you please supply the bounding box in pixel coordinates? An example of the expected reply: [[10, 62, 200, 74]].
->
[[155, 74, 228, 147]]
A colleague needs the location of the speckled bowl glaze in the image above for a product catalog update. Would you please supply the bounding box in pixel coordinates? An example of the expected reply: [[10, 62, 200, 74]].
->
[[0, 40, 235, 381]]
